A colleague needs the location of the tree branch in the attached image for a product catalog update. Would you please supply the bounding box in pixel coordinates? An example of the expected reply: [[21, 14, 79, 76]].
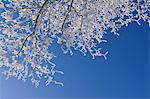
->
[[61, 0, 74, 35], [16, 0, 48, 55]]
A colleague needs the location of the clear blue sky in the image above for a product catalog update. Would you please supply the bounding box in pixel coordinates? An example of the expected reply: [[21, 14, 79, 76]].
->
[[0, 0, 149, 99], [0, 20, 149, 99]]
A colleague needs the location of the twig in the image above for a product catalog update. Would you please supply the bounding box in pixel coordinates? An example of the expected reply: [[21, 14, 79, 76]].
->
[[61, 0, 74, 35], [16, 0, 48, 55]]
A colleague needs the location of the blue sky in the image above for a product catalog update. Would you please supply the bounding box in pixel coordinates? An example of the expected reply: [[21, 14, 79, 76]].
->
[[0, 0, 149, 99], [0, 19, 149, 99]]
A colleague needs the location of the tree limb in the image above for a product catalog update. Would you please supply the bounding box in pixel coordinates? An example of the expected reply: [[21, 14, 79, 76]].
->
[[16, 0, 48, 55], [61, 0, 74, 35]]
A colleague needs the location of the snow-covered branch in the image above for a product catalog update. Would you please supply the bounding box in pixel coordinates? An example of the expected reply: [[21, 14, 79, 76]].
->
[[0, 0, 149, 87]]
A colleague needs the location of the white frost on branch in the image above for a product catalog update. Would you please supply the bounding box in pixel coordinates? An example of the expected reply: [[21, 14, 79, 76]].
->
[[0, 0, 149, 87]]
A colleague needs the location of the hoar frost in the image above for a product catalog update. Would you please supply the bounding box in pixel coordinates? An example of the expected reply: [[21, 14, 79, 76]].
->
[[0, 0, 149, 87]]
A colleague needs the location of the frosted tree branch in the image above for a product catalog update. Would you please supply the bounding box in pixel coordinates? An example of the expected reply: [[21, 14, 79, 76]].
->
[[0, 0, 149, 87]]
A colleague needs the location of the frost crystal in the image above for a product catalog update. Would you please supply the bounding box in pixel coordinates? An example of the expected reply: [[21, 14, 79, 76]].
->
[[0, 0, 149, 87]]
